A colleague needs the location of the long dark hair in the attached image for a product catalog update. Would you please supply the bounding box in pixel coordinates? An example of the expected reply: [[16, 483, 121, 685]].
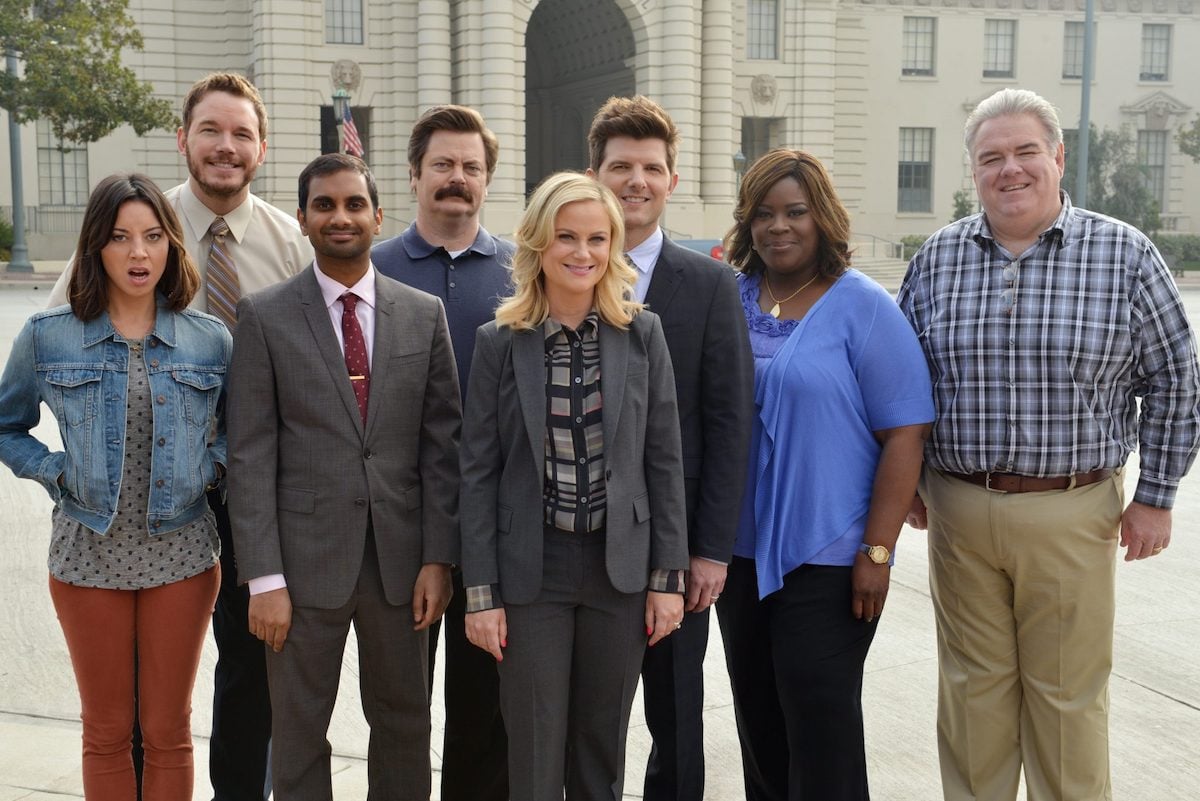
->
[[723, 148, 852, 280], [67, 173, 199, 321]]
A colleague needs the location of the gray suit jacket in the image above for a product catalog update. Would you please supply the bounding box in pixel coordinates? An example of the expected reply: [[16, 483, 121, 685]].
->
[[644, 237, 754, 563], [460, 312, 689, 604], [226, 266, 462, 609]]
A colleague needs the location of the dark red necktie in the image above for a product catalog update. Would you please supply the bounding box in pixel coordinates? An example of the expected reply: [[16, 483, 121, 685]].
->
[[340, 292, 370, 425]]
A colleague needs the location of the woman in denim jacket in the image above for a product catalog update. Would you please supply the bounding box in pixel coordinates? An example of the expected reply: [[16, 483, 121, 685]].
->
[[0, 173, 231, 800]]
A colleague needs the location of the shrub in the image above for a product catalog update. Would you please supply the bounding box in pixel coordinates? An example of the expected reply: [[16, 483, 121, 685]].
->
[[1152, 234, 1200, 269], [0, 213, 13, 262], [901, 234, 929, 261]]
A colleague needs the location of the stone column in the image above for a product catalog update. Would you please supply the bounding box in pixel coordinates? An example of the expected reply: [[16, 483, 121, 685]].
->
[[700, 0, 735, 204], [417, 0, 453, 108]]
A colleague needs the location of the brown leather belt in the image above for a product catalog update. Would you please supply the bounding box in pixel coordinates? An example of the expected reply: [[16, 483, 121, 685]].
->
[[944, 468, 1114, 493]]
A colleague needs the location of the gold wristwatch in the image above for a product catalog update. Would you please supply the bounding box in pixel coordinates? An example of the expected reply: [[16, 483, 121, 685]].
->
[[859, 543, 891, 565]]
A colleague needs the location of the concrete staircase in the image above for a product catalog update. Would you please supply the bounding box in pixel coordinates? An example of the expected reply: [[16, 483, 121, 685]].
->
[[852, 253, 909, 293]]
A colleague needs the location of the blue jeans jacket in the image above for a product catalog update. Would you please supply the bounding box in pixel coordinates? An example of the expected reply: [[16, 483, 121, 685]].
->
[[0, 299, 232, 535]]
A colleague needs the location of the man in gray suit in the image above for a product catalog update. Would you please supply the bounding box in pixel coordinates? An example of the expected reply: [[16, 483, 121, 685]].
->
[[587, 96, 754, 801], [227, 153, 461, 801]]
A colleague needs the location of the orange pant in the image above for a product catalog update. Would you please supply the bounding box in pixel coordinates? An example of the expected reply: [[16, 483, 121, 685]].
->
[[49, 566, 220, 801]]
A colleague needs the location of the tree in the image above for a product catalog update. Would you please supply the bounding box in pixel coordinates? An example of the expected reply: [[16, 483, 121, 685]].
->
[[950, 188, 975, 222], [1062, 124, 1160, 235], [1180, 115, 1200, 164], [0, 0, 176, 144]]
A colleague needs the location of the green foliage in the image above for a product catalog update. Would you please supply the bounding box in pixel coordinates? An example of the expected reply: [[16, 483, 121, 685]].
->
[[0, 212, 12, 261], [1179, 115, 1200, 164], [901, 234, 929, 261], [950, 189, 976, 223], [1151, 234, 1200, 270], [1062, 124, 1160, 236], [0, 0, 176, 143]]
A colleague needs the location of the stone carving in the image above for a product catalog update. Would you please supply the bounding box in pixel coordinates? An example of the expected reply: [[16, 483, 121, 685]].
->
[[752, 75, 778, 105], [331, 59, 362, 92]]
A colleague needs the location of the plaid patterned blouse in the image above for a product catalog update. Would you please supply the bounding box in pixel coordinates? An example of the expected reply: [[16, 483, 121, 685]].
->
[[464, 314, 684, 613], [897, 194, 1200, 508]]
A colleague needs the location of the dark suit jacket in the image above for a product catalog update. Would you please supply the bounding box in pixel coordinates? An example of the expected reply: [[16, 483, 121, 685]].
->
[[459, 312, 689, 604], [644, 237, 754, 563], [226, 266, 462, 609]]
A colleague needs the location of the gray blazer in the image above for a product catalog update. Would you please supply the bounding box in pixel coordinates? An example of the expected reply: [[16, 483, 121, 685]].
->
[[460, 311, 689, 605], [226, 266, 462, 609]]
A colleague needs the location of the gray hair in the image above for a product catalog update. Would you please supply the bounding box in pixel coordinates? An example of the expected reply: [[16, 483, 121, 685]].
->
[[964, 88, 1063, 157]]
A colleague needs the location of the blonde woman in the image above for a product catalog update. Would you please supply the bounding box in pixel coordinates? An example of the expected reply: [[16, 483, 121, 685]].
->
[[461, 172, 688, 801]]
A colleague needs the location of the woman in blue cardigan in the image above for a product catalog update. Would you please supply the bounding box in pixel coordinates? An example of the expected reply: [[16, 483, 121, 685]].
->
[[716, 149, 934, 800]]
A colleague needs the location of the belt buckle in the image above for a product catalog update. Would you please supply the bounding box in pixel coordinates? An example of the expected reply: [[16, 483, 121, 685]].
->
[[984, 472, 1009, 493]]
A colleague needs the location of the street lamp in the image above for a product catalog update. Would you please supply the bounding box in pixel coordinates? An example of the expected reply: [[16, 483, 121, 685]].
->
[[332, 88, 350, 154], [733, 150, 748, 192], [5, 48, 33, 273]]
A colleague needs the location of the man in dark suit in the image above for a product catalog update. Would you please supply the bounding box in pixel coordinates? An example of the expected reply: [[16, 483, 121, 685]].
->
[[226, 154, 461, 801], [587, 96, 755, 801]]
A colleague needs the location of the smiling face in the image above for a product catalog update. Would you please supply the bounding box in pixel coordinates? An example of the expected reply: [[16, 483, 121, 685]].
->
[[101, 200, 169, 306], [971, 112, 1065, 241], [541, 200, 612, 311], [177, 90, 267, 209], [299, 169, 383, 268], [590, 136, 678, 249], [749, 177, 820, 277], [411, 129, 489, 228]]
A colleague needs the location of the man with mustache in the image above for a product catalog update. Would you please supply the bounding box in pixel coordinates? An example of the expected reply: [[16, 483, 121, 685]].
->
[[372, 105, 513, 801], [48, 72, 311, 801]]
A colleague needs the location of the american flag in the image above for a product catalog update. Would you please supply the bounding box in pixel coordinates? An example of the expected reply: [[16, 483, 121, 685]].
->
[[342, 104, 365, 158]]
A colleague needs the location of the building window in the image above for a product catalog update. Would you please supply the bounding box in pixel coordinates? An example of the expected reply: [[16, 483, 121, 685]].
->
[[898, 127, 934, 213], [902, 17, 936, 76], [1137, 129, 1167, 208], [1062, 21, 1085, 79], [741, 117, 784, 167], [37, 120, 88, 206], [326, 0, 363, 45], [747, 0, 779, 60], [1140, 24, 1170, 81], [320, 106, 371, 159], [983, 20, 1016, 78]]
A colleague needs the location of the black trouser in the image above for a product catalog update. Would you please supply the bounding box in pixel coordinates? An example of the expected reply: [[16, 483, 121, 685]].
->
[[208, 488, 273, 801], [438, 570, 510, 801], [641, 603, 711, 801], [716, 558, 879, 801]]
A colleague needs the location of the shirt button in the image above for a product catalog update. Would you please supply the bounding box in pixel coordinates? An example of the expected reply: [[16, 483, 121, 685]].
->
[[156, 395, 166, 404], [578, 457, 586, 464], [155, 479, 165, 488], [581, 496, 588, 503], [150, 359, 159, 367], [575, 417, 582, 423], [574, 377, 582, 384], [157, 437, 166, 446], [573, 341, 580, 348], [449, 282, 456, 288], [149, 340, 158, 348], [355, 498, 367, 507]]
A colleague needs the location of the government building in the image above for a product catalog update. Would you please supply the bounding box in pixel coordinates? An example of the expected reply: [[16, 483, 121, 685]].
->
[[3, 0, 1198, 257]]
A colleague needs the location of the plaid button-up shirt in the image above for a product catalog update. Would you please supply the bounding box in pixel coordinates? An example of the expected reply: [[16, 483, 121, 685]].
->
[[465, 314, 685, 613], [897, 194, 1200, 508]]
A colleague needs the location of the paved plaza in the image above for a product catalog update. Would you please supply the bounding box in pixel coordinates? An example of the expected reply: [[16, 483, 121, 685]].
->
[[1, 280, 1198, 799]]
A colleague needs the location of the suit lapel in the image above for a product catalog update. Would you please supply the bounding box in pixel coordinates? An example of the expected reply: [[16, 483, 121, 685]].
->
[[643, 240, 684, 315], [364, 278, 398, 441], [599, 321, 627, 453], [299, 270, 365, 437], [513, 327, 547, 473]]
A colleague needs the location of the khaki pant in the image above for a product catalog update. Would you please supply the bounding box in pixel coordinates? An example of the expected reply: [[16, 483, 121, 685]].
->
[[921, 467, 1123, 801]]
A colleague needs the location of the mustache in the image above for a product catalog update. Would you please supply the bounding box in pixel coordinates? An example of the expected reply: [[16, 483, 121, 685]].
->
[[435, 184, 474, 202]]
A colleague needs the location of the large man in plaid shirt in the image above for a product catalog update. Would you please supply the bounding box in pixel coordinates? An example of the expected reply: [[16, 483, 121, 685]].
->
[[898, 88, 1200, 801]]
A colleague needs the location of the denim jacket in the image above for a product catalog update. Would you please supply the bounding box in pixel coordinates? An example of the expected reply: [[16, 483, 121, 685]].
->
[[0, 297, 232, 535]]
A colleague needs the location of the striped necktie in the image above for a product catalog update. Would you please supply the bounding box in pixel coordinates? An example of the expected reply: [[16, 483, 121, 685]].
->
[[206, 217, 240, 328]]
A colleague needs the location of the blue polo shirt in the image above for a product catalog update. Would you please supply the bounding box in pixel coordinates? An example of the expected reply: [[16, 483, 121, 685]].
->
[[373, 223, 514, 396]]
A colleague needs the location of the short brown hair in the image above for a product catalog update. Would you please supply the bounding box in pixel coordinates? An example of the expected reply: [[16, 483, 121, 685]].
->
[[68, 173, 200, 321], [724, 149, 852, 280], [181, 72, 267, 140], [408, 105, 499, 180], [587, 96, 680, 174]]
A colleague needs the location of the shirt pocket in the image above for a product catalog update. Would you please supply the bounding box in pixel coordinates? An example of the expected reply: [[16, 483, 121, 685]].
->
[[172, 369, 224, 427], [42, 368, 103, 428]]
